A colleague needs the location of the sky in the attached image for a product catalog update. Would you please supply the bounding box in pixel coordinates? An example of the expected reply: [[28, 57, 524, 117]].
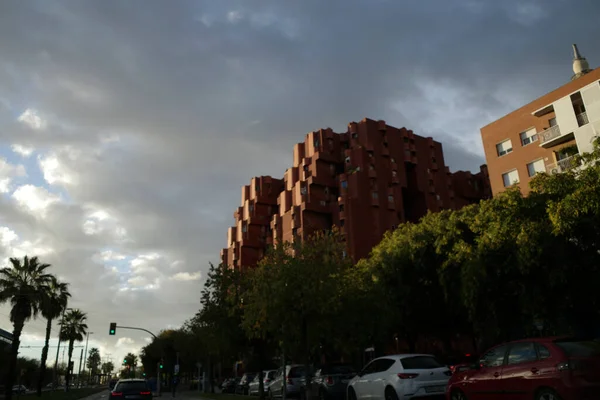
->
[[0, 0, 599, 371]]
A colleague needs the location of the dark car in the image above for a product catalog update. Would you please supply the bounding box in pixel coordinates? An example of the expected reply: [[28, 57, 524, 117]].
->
[[108, 379, 118, 390], [446, 336, 600, 400], [222, 377, 240, 393], [306, 364, 356, 400], [108, 379, 153, 400], [236, 373, 256, 395]]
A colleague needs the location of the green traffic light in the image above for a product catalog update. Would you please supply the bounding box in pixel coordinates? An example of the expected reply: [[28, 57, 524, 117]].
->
[[110, 330, 115, 334], [123, 359, 127, 364], [159, 364, 163, 369]]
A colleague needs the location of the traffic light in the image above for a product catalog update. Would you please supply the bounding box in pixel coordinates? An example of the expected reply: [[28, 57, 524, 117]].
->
[[109, 322, 117, 335], [123, 359, 127, 364], [159, 362, 163, 369]]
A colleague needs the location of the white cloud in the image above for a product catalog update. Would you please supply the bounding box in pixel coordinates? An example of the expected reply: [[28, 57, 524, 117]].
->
[[38, 153, 75, 185], [11, 185, 61, 218], [11, 144, 34, 157], [170, 271, 202, 281], [116, 337, 135, 347], [17, 108, 46, 130], [0, 158, 27, 193], [226, 10, 244, 24]]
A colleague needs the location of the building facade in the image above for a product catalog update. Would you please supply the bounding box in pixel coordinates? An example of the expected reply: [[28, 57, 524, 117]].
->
[[481, 44, 600, 196], [221, 118, 491, 270]]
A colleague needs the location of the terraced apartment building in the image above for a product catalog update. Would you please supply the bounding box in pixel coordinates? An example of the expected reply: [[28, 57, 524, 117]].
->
[[221, 118, 491, 270]]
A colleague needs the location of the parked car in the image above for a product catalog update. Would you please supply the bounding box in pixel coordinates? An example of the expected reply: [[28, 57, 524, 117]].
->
[[305, 363, 356, 400], [12, 385, 27, 394], [347, 354, 451, 400], [236, 373, 256, 395], [269, 365, 312, 398], [249, 370, 278, 396], [222, 377, 241, 393], [446, 336, 600, 400]]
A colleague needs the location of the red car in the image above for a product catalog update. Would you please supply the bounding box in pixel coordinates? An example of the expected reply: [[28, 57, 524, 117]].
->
[[446, 336, 600, 400]]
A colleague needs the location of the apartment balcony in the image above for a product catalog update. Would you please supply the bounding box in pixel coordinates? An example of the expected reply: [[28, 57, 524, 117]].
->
[[576, 111, 589, 127], [539, 125, 574, 149], [546, 155, 580, 175]]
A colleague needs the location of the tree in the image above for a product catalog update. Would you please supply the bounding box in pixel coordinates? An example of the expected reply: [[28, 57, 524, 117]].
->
[[59, 309, 87, 391], [122, 353, 137, 378], [86, 348, 101, 383], [37, 276, 70, 396], [0, 256, 53, 400], [242, 229, 356, 395]]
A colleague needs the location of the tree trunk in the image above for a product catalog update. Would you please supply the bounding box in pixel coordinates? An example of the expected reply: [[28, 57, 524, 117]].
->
[[4, 317, 25, 400], [65, 340, 75, 391], [36, 317, 53, 396]]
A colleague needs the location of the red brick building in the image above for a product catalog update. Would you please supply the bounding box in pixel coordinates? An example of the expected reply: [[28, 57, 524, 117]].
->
[[221, 118, 491, 270]]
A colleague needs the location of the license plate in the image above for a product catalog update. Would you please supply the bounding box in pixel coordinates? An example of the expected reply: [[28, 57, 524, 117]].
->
[[424, 386, 444, 393], [341, 379, 349, 384]]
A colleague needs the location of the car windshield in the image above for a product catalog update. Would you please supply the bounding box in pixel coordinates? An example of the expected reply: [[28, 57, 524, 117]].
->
[[115, 381, 148, 392], [401, 356, 444, 370], [555, 340, 600, 357]]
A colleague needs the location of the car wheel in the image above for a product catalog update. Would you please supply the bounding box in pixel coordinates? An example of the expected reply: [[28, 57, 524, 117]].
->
[[450, 390, 468, 400], [347, 388, 357, 400], [536, 388, 562, 400], [384, 387, 399, 400]]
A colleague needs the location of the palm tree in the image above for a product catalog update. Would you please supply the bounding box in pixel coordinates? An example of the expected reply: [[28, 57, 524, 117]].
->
[[60, 309, 87, 391], [37, 276, 70, 396], [0, 256, 53, 400]]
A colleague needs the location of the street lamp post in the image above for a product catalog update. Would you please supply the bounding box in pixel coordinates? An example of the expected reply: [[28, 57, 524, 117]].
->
[[81, 332, 93, 385], [53, 307, 73, 389]]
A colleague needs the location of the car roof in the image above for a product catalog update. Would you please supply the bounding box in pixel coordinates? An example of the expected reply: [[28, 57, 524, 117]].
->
[[490, 336, 575, 347], [117, 379, 146, 382]]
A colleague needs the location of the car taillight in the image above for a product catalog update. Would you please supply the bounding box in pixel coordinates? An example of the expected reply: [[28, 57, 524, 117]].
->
[[325, 376, 334, 385], [397, 373, 419, 379], [264, 379, 271, 383], [111, 393, 123, 396], [140, 392, 151, 395]]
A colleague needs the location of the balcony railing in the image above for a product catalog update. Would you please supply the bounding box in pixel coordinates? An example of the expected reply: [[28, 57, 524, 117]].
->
[[546, 155, 580, 174], [538, 125, 561, 145], [576, 112, 589, 127]]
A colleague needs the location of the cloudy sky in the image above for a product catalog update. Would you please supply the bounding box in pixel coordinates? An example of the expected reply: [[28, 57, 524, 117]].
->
[[1, 0, 598, 369]]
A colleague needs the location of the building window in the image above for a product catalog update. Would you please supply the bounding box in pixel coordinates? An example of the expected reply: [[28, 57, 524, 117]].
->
[[341, 181, 348, 189], [392, 170, 397, 177], [324, 187, 329, 195], [502, 169, 520, 187], [520, 128, 538, 146], [549, 117, 557, 127], [527, 159, 546, 177], [339, 204, 344, 212], [391, 157, 396, 163], [404, 149, 411, 158], [431, 157, 436, 163], [368, 151, 373, 158], [300, 186, 307, 195], [436, 194, 441, 201], [345, 156, 351, 164], [372, 192, 378, 199], [327, 138, 334, 148], [340, 219, 345, 227], [403, 137, 409, 143], [314, 138, 320, 148], [342, 250, 347, 258], [242, 224, 248, 233], [369, 164, 375, 170], [496, 139, 513, 157], [383, 141, 388, 148], [388, 195, 394, 202], [249, 204, 254, 213]]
